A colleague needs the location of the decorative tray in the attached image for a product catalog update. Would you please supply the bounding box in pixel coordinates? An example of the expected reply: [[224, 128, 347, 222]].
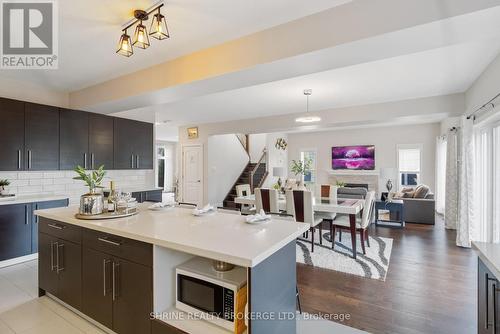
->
[[75, 209, 138, 220]]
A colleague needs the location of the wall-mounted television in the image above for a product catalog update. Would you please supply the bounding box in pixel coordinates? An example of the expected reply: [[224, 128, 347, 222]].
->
[[332, 145, 375, 170]]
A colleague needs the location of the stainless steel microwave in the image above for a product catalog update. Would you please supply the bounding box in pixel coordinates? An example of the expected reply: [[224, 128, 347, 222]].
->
[[175, 257, 247, 331]]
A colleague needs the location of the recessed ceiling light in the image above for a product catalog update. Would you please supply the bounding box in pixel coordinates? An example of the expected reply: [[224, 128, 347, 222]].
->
[[295, 89, 321, 123]]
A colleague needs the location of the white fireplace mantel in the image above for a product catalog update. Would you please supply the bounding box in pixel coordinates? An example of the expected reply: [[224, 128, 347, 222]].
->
[[326, 170, 380, 176]]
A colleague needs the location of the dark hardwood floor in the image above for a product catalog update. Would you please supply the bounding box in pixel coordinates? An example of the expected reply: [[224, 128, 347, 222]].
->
[[297, 216, 477, 334]]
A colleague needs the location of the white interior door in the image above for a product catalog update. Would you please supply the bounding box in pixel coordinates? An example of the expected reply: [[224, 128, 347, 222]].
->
[[182, 145, 203, 206]]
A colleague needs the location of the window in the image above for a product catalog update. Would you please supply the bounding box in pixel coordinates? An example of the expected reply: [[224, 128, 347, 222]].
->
[[397, 144, 422, 189], [474, 120, 500, 243], [157, 145, 166, 190], [300, 150, 317, 184]]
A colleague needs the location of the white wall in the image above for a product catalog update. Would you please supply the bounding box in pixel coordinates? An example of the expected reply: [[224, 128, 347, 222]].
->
[[287, 123, 440, 192], [0, 77, 69, 107], [466, 52, 500, 112], [248, 134, 267, 163], [262, 133, 288, 188], [207, 134, 249, 206]]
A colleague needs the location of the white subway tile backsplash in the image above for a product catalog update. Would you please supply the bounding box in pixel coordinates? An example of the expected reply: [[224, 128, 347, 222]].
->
[[19, 172, 43, 179], [0, 170, 154, 203], [0, 172, 18, 180], [29, 179, 42, 186]]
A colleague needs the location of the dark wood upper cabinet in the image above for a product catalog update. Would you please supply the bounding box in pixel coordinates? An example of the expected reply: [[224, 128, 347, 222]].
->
[[60, 109, 89, 170], [25, 103, 60, 170], [114, 118, 138, 169], [0, 204, 31, 261], [114, 118, 154, 170], [0, 98, 25, 171], [135, 122, 154, 170], [89, 114, 114, 170]]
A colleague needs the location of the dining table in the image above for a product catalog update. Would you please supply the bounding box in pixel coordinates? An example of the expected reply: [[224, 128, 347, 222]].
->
[[234, 194, 365, 258]]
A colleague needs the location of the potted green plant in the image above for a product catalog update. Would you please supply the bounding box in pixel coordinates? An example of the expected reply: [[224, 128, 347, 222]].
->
[[336, 180, 346, 188], [290, 158, 312, 189], [73, 165, 106, 215], [0, 179, 10, 195]]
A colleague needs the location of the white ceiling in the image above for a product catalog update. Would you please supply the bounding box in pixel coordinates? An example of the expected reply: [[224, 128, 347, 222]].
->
[[0, 0, 351, 92], [114, 38, 500, 126]]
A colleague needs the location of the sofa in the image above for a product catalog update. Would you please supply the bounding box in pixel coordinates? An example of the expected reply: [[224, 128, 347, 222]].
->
[[394, 185, 435, 225]]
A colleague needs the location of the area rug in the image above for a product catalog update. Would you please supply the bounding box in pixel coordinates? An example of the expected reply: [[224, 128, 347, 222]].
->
[[296, 231, 393, 281]]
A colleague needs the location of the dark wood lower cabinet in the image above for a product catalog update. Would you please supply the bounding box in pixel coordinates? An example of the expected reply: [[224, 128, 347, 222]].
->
[[38, 231, 82, 310], [478, 258, 500, 334], [82, 247, 113, 329], [0, 204, 31, 261], [31, 199, 69, 253], [112, 258, 152, 334], [132, 189, 162, 203], [82, 240, 152, 334]]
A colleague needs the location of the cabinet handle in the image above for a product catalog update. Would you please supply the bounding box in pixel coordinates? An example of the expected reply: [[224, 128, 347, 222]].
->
[[17, 149, 22, 170], [27, 150, 32, 169], [112, 262, 120, 301], [98, 237, 122, 246], [136, 155, 139, 169], [91, 153, 95, 169], [103, 259, 111, 296], [493, 282, 498, 333], [84, 153, 88, 169], [56, 243, 64, 273], [25, 205, 29, 225], [50, 242, 57, 271], [47, 223, 64, 230], [131, 154, 134, 169]]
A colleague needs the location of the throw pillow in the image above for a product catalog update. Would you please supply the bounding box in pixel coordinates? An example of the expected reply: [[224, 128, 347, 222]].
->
[[414, 184, 430, 198], [402, 191, 415, 198]]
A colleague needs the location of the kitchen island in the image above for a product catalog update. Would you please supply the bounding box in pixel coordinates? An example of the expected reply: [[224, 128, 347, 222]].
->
[[35, 204, 309, 334]]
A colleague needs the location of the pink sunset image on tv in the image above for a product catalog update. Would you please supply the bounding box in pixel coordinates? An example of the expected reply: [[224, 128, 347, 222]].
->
[[332, 145, 375, 170]]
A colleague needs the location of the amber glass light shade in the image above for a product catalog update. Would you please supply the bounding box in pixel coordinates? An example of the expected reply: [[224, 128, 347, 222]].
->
[[133, 21, 150, 49], [149, 11, 170, 40], [116, 32, 133, 57]]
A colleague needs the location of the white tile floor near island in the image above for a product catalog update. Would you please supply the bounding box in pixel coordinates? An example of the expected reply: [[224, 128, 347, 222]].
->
[[0, 260, 367, 334]]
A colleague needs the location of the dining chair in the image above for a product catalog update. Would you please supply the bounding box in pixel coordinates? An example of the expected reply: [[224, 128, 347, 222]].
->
[[318, 184, 337, 198], [255, 188, 279, 213], [236, 184, 255, 214], [315, 184, 338, 239], [285, 190, 325, 252], [331, 191, 375, 255], [217, 207, 242, 215]]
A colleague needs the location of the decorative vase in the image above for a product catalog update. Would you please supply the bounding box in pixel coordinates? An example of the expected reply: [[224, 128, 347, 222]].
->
[[386, 179, 393, 193], [79, 189, 104, 215], [0, 187, 6, 195], [297, 179, 307, 190]]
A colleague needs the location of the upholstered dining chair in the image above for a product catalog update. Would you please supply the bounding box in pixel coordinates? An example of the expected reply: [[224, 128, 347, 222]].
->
[[255, 188, 279, 213], [331, 191, 376, 255], [285, 190, 325, 252], [236, 184, 255, 214]]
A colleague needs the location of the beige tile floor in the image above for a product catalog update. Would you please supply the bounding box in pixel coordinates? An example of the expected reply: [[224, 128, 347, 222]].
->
[[0, 260, 106, 334]]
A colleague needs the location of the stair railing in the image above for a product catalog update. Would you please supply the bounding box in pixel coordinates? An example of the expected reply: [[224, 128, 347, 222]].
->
[[250, 148, 268, 191]]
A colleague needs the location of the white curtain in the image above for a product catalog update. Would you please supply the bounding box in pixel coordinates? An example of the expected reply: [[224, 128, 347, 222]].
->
[[445, 130, 458, 230], [456, 117, 475, 247], [435, 136, 447, 214]]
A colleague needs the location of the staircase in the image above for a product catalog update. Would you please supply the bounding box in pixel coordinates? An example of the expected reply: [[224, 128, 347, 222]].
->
[[223, 161, 268, 208]]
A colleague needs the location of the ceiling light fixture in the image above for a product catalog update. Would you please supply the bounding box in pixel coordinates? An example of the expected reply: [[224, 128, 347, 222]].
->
[[116, 29, 133, 57], [295, 89, 321, 123], [117, 3, 169, 57], [150, 7, 170, 40]]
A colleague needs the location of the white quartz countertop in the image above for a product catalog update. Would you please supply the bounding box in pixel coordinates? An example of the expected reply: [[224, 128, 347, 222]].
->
[[473, 241, 500, 279], [0, 194, 68, 206], [35, 204, 309, 267], [103, 186, 163, 193]]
